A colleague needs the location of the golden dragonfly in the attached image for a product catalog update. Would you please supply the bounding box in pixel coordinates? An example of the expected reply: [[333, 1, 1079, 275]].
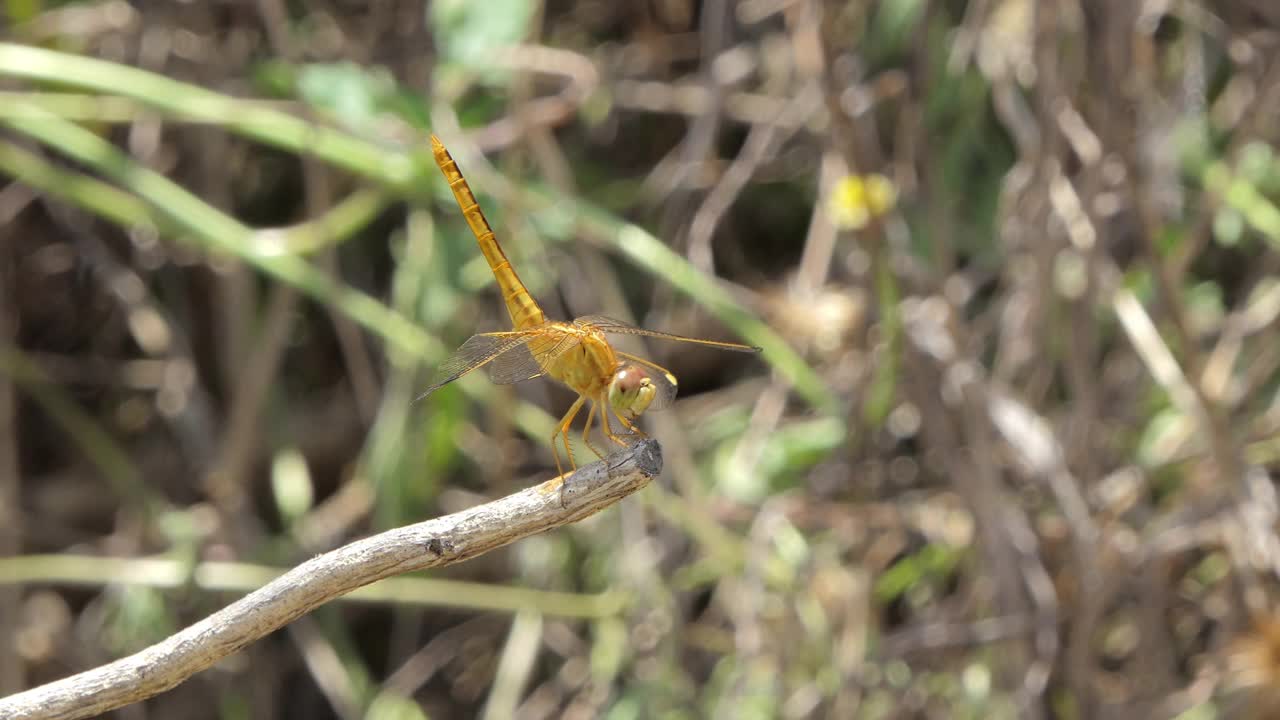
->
[[419, 135, 760, 477]]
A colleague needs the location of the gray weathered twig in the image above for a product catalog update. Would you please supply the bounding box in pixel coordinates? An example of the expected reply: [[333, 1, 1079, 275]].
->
[[0, 439, 662, 720]]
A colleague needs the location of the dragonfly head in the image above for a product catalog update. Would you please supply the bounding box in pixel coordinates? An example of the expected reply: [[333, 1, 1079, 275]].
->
[[608, 364, 657, 419]]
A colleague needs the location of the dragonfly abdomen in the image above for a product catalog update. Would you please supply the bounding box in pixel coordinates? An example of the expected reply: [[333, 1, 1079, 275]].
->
[[431, 135, 547, 330], [491, 259, 547, 330]]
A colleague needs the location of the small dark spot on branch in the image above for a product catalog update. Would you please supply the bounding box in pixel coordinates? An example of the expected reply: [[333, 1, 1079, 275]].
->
[[425, 538, 452, 556]]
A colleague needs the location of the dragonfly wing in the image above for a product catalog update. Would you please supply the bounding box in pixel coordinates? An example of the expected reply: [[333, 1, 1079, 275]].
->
[[482, 341, 545, 385], [645, 365, 678, 411], [417, 331, 543, 400], [486, 330, 579, 384], [575, 315, 761, 352]]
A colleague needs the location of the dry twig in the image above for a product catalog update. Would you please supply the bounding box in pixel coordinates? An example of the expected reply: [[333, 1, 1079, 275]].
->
[[0, 440, 662, 720]]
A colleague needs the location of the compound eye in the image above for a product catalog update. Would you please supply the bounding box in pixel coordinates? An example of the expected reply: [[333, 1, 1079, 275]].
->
[[609, 365, 656, 418]]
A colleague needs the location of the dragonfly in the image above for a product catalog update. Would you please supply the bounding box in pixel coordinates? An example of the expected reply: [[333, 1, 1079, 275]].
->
[[419, 135, 761, 477]]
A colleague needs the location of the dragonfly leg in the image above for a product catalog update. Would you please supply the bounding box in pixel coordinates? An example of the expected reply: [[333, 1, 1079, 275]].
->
[[581, 401, 607, 460], [597, 392, 627, 447], [550, 395, 586, 477], [597, 392, 641, 447], [614, 409, 649, 439]]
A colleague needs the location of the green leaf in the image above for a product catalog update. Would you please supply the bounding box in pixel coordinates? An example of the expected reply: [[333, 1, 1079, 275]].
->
[[5, 0, 40, 24], [590, 617, 629, 684], [872, 0, 926, 51], [429, 0, 535, 77], [296, 62, 396, 131], [873, 543, 963, 603], [1184, 281, 1224, 336], [366, 692, 430, 720], [1174, 115, 1213, 178], [1136, 406, 1191, 467], [1238, 141, 1275, 183], [864, 256, 901, 427], [103, 585, 175, 653], [271, 447, 315, 526], [714, 417, 845, 502]]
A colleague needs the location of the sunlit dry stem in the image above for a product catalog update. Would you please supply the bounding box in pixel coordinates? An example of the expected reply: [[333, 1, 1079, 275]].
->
[[0, 440, 663, 720]]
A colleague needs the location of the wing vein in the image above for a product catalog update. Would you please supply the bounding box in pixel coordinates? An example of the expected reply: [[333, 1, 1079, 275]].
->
[[575, 315, 761, 352]]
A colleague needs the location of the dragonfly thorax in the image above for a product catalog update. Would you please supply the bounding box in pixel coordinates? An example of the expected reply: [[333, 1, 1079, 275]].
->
[[608, 364, 657, 419]]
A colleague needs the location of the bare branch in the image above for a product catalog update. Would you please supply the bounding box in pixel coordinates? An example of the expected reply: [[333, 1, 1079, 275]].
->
[[0, 440, 663, 720]]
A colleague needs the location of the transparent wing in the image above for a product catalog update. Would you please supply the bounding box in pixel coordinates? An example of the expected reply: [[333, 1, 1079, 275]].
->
[[488, 331, 579, 383], [415, 326, 584, 401], [645, 365, 679, 412], [576, 315, 761, 353], [414, 332, 536, 401]]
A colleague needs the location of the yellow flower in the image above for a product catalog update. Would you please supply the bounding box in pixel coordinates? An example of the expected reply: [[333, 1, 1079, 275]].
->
[[828, 174, 897, 230]]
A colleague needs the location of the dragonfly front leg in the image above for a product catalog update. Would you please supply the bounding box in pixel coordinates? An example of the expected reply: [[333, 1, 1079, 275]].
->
[[597, 392, 645, 447], [614, 410, 648, 439], [550, 395, 587, 477], [581, 401, 608, 460]]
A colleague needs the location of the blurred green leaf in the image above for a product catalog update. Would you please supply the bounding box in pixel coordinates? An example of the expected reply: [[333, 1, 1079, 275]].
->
[[271, 447, 315, 527], [1137, 406, 1191, 468], [703, 656, 780, 720], [873, 543, 963, 603], [962, 662, 992, 702], [1213, 207, 1245, 246], [296, 62, 396, 131], [1123, 267, 1157, 305], [870, 0, 926, 57], [771, 518, 810, 571], [1184, 281, 1224, 336], [1238, 141, 1275, 184], [921, 55, 1011, 268], [368, 212, 440, 528], [219, 691, 251, 720], [366, 692, 430, 720], [102, 585, 175, 653], [430, 0, 535, 77], [603, 697, 641, 720], [0, 43, 424, 187], [157, 508, 203, 568], [591, 617, 629, 684], [1190, 552, 1230, 589], [250, 59, 296, 96], [5, 0, 38, 23], [864, 256, 902, 427], [1175, 115, 1214, 178], [714, 417, 845, 503], [1205, 161, 1280, 248]]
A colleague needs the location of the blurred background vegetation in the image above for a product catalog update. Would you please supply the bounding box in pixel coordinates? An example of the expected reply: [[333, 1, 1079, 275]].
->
[[2, 0, 1280, 718]]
